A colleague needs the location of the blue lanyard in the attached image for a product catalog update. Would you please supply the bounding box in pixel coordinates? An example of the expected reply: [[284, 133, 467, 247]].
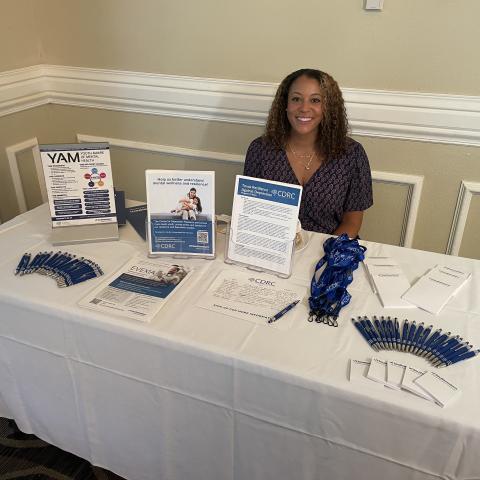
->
[[308, 234, 366, 326]]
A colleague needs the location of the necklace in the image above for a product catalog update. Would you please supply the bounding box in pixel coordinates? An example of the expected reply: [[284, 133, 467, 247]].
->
[[288, 144, 316, 170]]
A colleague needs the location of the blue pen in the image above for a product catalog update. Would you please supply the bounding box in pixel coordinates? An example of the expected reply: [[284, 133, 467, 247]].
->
[[425, 331, 451, 359], [439, 349, 480, 367], [364, 317, 382, 350], [412, 324, 433, 355], [411, 322, 425, 354], [267, 299, 300, 324], [373, 316, 387, 350], [393, 318, 400, 351], [353, 318, 378, 351], [15, 253, 31, 275], [433, 340, 468, 366], [406, 321, 417, 352], [420, 328, 442, 358], [428, 336, 462, 363], [400, 319, 410, 351]]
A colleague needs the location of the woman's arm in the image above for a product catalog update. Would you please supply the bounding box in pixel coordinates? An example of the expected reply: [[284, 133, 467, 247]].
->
[[333, 210, 364, 238]]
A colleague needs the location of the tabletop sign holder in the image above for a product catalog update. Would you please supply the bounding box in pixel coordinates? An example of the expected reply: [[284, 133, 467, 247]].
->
[[224, 175, 303, 279], [145, 170, 216, 260], [39, 143, 119, 246], [224, 224, 296, 278]]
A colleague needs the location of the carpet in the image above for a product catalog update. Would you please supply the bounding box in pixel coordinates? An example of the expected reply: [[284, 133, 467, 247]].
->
[[0, 417, 126, 480]]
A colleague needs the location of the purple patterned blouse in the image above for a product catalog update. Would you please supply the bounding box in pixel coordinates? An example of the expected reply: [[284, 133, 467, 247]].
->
[[243, 137, 373, 233]]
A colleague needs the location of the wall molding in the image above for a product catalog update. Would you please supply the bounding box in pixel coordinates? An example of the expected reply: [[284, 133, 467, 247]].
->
[[77, 133, 423, 247], [1, 65, 480, 146], [446, 180, 480, 255]]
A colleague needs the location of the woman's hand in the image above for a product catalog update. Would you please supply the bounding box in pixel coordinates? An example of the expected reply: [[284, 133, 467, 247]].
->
[[333, 211, 364, 239]]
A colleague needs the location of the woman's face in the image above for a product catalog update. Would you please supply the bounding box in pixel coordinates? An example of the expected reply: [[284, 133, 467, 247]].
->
[[188, 190, 196, 199], [286, 75, 323, 139]]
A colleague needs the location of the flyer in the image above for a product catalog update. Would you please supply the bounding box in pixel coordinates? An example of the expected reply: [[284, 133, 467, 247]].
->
[[226, 175, 302, 276], [39, 143, 117, 227], [146, 170, 215, 257], [196, 269, 307, 325], [78, 256, 192, 322]]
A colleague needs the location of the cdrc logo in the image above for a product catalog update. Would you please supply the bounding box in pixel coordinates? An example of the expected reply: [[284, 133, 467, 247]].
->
[[84, 167, 107, 187], [248, 277, 275, 286]]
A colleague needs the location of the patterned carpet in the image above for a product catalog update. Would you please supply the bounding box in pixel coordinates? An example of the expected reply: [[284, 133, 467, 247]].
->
[[0, 417, 126, 480]]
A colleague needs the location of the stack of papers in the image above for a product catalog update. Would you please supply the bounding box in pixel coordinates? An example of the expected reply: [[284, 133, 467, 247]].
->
[[402, 265, 471, 314], [349, 358, 461, 407], [364, 257, 415, 308]]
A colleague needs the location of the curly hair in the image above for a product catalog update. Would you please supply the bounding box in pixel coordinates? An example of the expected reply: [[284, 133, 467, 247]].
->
[[264, 69, 349, 159]]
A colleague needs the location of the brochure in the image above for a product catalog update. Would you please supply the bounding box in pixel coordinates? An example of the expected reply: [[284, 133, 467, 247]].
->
[[146, 170, 215, 257], [196, 268, 307, 325], [226, 175, 302, 277], [78, 256, 192, 322], [39, 143, 117, 227]]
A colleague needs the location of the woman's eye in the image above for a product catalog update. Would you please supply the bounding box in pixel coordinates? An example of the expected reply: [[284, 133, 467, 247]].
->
[[311, 97, 321, 103], [290, 96, 301, 102]]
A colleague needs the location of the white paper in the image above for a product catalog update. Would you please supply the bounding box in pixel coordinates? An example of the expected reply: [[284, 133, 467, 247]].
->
[[386, 361, 408, 390], [364, 257, 415, 308], [40, 143, 116, 227], [402, 265, 471, 314], [79, 256, 192, 322], [196, 269, 306, 325], [349, 359, 372, 385], [366, 357, 387, 384], [401, 366, 435, 402], [227, 175, 302, 276], [414, 371, 461, 407]]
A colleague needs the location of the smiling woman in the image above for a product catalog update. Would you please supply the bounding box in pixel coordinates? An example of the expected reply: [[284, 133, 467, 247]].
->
[[243, 68, 373, 238]]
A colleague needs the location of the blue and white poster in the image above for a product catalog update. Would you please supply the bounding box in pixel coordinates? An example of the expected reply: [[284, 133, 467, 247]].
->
[[146, 170, 215, 257], [227, 175, 302, 276]]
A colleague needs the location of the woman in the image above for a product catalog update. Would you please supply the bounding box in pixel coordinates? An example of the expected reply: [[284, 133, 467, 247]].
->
[[243, 68, 373, 238]]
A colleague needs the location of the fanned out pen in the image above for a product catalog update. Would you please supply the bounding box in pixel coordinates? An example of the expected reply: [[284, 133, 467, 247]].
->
[[351, 316, 479, 368]]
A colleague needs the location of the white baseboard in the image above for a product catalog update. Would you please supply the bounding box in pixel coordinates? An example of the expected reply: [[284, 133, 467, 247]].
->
[[1, 65, 480, 146]]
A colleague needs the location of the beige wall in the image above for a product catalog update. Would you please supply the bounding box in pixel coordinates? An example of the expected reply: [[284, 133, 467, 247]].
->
[[34, 0, 480, 95], [1, 0, 42, 71], [1, 1, 480, 259]]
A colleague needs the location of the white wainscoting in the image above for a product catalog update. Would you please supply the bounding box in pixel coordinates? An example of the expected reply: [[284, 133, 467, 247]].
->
[[1, 65, 480, 146], [77, 133, 423, 248], [446, 181, 480, 256]]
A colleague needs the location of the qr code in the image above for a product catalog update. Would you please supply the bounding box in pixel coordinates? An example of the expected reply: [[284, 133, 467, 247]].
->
[[197, 231, 209, 244]]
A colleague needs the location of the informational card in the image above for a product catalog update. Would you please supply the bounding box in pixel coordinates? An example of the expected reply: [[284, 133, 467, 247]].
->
[[40, 143, 116, 227], [146, 170, 215, 257], [414, 371, 461, 407], [402, 265, 471, 314], [196, 269, 306, 325], [364, 257, 416, 309], [79, 256, 192, 322], [227, 175, 302, 276]]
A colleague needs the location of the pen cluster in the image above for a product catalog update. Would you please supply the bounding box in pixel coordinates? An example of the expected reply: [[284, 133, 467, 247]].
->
[[14, 251, 103, 287], [352, 316, 479, 368]]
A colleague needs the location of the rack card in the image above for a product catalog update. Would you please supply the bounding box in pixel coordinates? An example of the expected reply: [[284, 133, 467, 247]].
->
[[145, 170, 215, 259]]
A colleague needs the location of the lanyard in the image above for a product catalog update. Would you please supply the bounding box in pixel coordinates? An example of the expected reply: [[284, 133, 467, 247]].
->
[[308, 234, 366, 326]]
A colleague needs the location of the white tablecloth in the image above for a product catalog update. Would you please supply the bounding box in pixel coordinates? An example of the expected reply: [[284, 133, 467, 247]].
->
[[0, 204, 479, 480]]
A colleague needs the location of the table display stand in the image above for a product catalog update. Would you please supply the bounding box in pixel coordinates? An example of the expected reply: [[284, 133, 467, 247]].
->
[[224, 224, 295, 278], [51, 222, 119, 246]]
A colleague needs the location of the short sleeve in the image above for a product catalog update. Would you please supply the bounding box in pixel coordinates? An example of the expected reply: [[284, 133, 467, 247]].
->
[[343, 142, 373, 212], [243, 137, 264, 177]]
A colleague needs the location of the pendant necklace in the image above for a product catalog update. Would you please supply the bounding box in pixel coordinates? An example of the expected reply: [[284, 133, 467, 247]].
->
[[288, 144, 316, 170]]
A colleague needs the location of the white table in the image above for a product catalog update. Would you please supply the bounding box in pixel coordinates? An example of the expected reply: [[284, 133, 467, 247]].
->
[[0, 204, 479, 480]]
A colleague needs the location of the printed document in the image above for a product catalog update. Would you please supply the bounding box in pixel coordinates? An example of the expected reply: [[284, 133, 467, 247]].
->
[[40, 143, 116, 227], [79, 256, 191, 322], [227, 175, 302, 276], [197, 269, 306, 325]]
